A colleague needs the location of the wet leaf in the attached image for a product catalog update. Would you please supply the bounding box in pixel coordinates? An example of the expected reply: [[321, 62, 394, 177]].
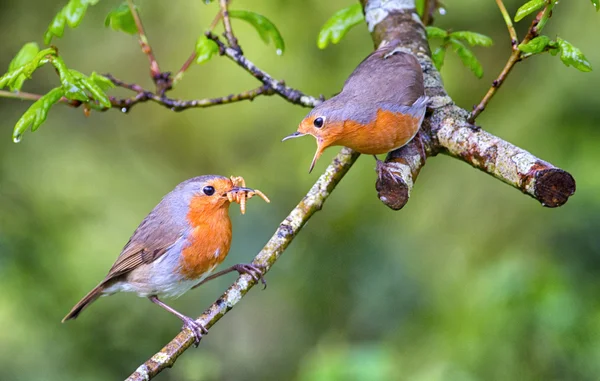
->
[[229, 10, 285, 55], [514, 0, 545, 22], [431, 46, 447, 71], [450, 31, 493, 47], [104, 2, 137, 35], [195, 35, 219, 64], [518, 35, 552, 54], [50, 56, 89, 102], [317, 4, 364, 49], [0, 48, 56, 90], [591, 0, 600, 11], [450, 39, 484, 78], [7, 43, 40, 91], [556, 38, 592, 72], [13, 87, 64, 142], [426, 26, 448, 39], [44, 0, 101, 44]]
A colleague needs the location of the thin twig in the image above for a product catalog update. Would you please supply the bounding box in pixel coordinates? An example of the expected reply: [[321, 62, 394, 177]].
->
[[207, 32, 321, 107], [0, 81, 276, 113], [468, 7, 546, 123], [421, 0, 437, 26], [127, 0, 161, 79], [125, 148, 360, 381], [172, 12, 225, 87], [495, 0, 518, 46], [219, 0, 240, 51]]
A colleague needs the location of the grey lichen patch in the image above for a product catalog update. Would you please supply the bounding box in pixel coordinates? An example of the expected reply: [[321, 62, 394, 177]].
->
[[151, 352, 170, 365], [132, 365, 150, 381], [364, 0, 417, 32]]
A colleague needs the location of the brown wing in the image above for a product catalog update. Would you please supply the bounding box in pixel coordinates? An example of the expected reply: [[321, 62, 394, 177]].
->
[[101, 203, 187, 282]]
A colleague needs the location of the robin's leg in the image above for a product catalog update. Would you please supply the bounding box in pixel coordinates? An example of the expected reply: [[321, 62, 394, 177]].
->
[[149, 295, 207, 346], [192, 264, 267, 290]]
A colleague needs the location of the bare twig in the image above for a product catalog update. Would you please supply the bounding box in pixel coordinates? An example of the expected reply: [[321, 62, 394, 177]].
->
[[468, 6, 548, 123], [496, 0, 518, 45], [0, 89, 80, 106], [125, 148, 359, 381], [127, 0, 161, 80], [207, 32, 321, 107], [219, 0, 240, 51], [0, 81, 277, 113]]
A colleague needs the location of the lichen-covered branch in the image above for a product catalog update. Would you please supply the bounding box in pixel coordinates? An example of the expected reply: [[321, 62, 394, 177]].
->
[[125, 148, 358, 381], [361, 0, 575, 209]]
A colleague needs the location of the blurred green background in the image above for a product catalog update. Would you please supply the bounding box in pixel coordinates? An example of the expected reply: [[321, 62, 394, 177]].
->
[[1, 0, 599, 380]]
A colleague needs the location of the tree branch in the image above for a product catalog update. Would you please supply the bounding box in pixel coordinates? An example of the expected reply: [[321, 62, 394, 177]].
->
[[125, 148, 359, 381], [207, 33, 322, 108], [469, 4, 548, 123], [219, 0, 240, 51], [127, 0, 161, 80], [360, 0, 575, 210]]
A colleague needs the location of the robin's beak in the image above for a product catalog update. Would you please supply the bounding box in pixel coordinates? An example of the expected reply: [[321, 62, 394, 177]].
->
[[226, 186, 255, 195], [281, 131, 306, 142], [309, 141, 326, 174]]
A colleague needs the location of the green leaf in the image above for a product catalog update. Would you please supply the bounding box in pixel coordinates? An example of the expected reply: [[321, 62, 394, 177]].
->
[[317, 4, 364, 49], [431, 46, 447, 71], [416, 0, 426, 17], [0, 48, 56, 90], [450, 31, 493, 47], [195, 35, 219, 64], [450, 39, 484, 78], [556, 38, 592, 72], [13, 87, 64, 142], [104, 2, 137, 34], [49, 56, 89, 102], [425, 26, 448, 39], [89, 72, 115, 92], [514, 0, 545, 22], [44, 0, 100, 44], [592, 0, 600, 11], [229, 10, 285, 55], [69, 70, 111, 107], [518, 35, 552, 54], [7, 43, 40, 91]]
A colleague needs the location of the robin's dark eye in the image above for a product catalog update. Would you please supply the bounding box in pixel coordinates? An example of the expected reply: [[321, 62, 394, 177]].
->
[[314, 117, 324, 128], [203, 186, 215, 196]]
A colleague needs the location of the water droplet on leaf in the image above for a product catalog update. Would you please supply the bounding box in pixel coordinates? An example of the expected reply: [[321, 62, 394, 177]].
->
[[13, 134, 21, 143], [439, 7, 447, 15], [276, 49, 282, 56]]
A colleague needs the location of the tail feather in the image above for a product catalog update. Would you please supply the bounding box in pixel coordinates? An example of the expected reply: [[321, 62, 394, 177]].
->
[[62, 283, 105, 322]]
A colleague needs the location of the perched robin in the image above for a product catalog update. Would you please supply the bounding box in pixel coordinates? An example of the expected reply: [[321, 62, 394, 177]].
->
[[62, 175, 270, 344], [283, 46, 429, 174]]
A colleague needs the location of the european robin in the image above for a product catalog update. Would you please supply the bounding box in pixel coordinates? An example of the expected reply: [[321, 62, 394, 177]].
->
[[62, 175, 270, 344], [283, 46, 429, 174]]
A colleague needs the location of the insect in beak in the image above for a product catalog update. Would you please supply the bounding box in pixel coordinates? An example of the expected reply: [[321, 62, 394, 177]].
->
[[225, 186, 270, 214]]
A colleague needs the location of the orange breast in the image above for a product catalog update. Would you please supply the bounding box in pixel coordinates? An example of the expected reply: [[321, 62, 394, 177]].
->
[[337, 109, 421, 155], [179, 199, 232, 280]]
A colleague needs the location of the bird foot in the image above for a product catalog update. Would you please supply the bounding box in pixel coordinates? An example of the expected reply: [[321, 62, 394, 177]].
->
[[181, 316, 208, 347], [233, 263, 267, 289], [375, 158, 400, 184]]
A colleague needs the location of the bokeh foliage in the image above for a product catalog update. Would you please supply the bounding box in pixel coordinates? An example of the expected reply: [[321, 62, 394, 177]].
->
[[0, 0, 598, 380]]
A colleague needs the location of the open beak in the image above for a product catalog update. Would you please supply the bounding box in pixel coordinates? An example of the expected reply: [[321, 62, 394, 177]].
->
[[282, 131, 306, 142], [309, 143, 326, 173]]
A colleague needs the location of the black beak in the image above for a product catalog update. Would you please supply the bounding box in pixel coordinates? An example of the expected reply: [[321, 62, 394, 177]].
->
[[282, 131, 306, 142]]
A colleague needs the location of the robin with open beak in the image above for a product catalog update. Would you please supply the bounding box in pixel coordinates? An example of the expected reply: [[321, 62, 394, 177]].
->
[[62, 175, 270, 344], [283, 46, 429, 174]]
